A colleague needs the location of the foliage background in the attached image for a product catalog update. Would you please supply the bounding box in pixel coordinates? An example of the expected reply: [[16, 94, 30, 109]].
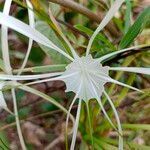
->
[[0, 0, 150, 149]]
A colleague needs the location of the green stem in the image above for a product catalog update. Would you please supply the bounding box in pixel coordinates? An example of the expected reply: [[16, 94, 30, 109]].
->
[[11, 89, 26, 150], [86, 101, 94, 149]]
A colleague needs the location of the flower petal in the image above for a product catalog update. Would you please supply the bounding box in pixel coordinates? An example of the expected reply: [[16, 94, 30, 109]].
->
[[86, 0, 124, 55], [93, 72, 143, 93], [70, 100, 82, 150], [66, 96, 77, 135], [66, 81, 82, 137], [25, 71, 79, 86], [0, 12, 73, 61], [0, 72, 62, 80], [110, 67, 150, 75], [87, 75, 118, 131], [104, 90, 123, 150], [107, 77, 143, 93], [97, 45, 148, 62], [2, 1, 26, 149], [1, 0, 12, 74], [18, 0, 35, 75]]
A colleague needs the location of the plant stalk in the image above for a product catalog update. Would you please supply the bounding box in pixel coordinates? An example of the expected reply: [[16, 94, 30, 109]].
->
[[86, 101, 94, 149]]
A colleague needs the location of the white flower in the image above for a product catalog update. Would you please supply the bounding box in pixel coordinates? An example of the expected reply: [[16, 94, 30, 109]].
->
[[62, 55, 109, 100], [0, 0, 150, 150]]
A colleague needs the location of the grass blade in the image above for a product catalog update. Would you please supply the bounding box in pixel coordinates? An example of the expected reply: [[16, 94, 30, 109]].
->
[[124, 0, 131, 33], [119, 7, 150, 49]]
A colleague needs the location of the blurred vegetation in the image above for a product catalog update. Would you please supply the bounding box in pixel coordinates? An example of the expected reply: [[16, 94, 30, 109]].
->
[[0, 0, 150, 149]]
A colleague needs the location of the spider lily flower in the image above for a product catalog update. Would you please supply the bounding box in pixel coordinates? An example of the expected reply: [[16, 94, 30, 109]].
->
[[0, 0, 150, 149], [0, 47, 149, 150]]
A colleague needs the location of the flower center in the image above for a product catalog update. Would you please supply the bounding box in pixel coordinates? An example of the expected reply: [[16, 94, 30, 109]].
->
[[62, 55, 109, 100]]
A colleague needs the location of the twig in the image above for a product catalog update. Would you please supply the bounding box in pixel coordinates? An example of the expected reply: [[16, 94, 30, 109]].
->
[[48, 0, 120, 37]]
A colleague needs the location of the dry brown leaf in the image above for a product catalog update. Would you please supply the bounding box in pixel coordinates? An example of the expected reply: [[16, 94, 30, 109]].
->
[[22, 121, 46, 147]]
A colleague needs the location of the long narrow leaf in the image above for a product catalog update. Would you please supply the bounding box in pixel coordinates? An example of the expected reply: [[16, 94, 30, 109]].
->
[[122, 124, 150, 130], [119, 7, 150, 49], [124, 0, 131, 33], [14, 64, 66, 73]]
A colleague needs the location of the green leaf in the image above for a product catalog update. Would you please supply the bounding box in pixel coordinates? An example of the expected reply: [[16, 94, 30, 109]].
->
[[35, 21, 70, 64], [0, 129, 9, 149], [29, 47, 45, 64], [31, 64, 65, 73], [124, 0, 132, 33], [127, 143, 150, 150], [119, 7, 150, 49], [14, 64, 66, 73], [94, 137, 118, 150], [122, 124, 150, 130], [113, 17, 124, 33], [75, 24, 116, 51], [115, 73, 136, 106]]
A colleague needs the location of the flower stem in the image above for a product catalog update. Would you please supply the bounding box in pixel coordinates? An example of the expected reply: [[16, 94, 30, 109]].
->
[[86, 101, 94, 149], [11, 89, 27, 150]]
